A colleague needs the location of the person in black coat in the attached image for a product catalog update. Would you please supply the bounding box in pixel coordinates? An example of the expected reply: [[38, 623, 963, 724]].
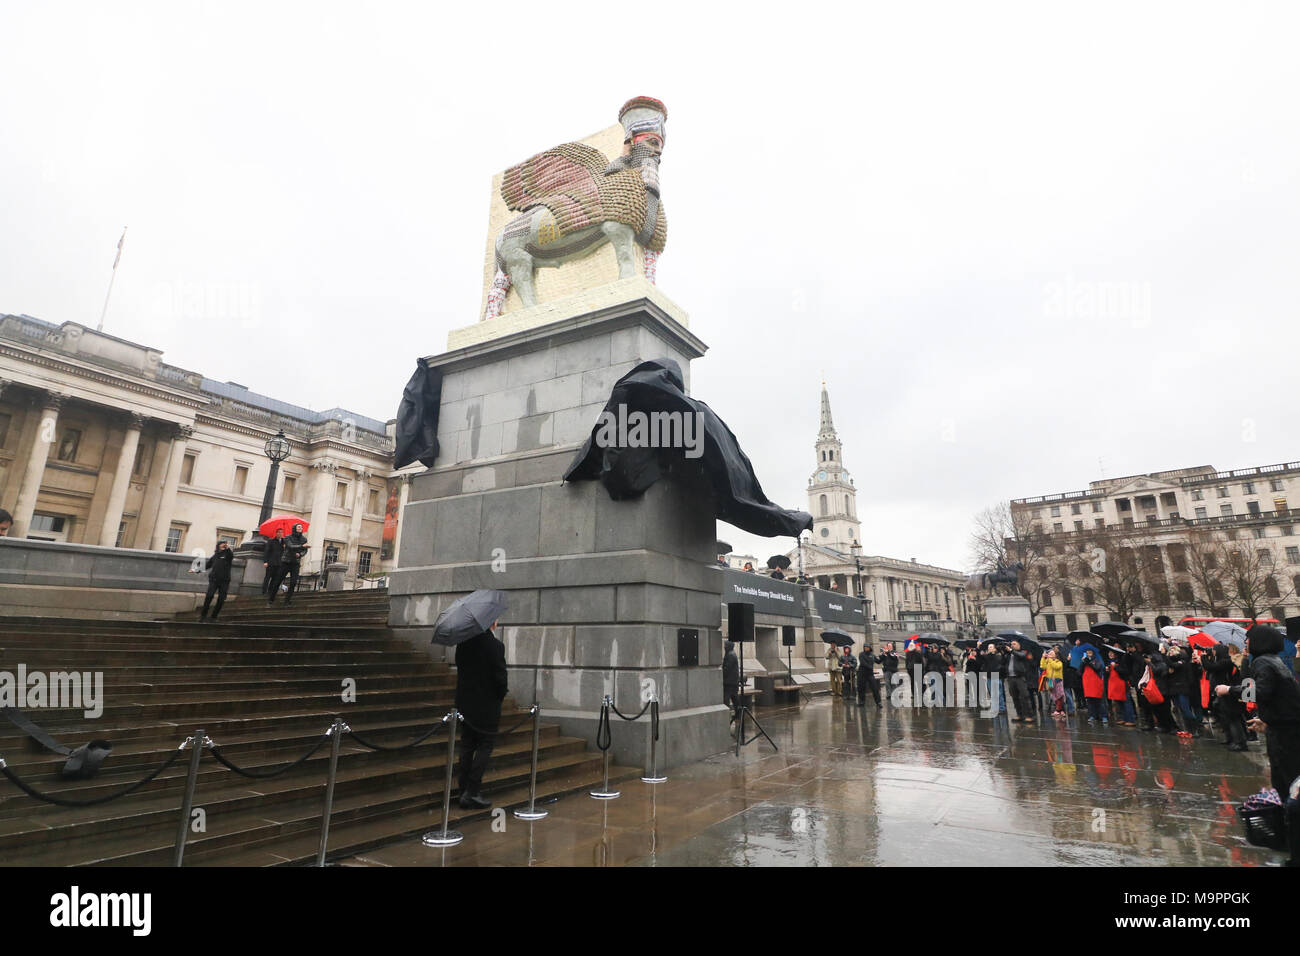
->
[[722, 641, 740, 718], [1004, 641, 1035, 724], [857, 645, 882, 707], [1205, 643, 1248, 750], [905, 642, 925, 704], [1166, 645, 1202, 736], [454, 624, 508, 810], [200, 541, 234, 620], [923, 644, 946, 705], [1142, 650, 1177, 733], [1217, 625, 1300, 796], [1125, 645, 1154, 730], [261, 528, 285, 595], [880, 645, 900, 700]]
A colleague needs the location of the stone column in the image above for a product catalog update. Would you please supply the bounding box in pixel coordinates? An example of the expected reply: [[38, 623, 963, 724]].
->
[[150, 424, 194, 551], [306, 458, 336, 567], [391, 473, 411, 566], [10, 392, 66, 538], [135, 433, 173, 548], [98, 413, 146, 546], [346, 468, 370, 571]]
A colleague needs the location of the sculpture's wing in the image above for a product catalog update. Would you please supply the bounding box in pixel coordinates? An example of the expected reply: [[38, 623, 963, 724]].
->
[[501, 143, 608, 212]]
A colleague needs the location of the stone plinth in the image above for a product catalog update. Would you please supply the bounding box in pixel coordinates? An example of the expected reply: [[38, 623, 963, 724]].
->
[[983, 596, 1036, 635], [389, 289, 731, 768]]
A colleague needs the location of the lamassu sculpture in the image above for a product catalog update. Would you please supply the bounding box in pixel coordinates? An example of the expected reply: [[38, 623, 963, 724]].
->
[[483, 96, 668, 320]]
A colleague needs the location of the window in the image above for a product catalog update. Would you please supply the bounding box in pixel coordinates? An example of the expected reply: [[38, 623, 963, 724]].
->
[[1094, 518, 1104, 528], [1092, 501, 1102, 513], [1050, 505, 1061, 517], [1074, 520, 1083, 531], [180, 453, 196, 485], [1123, 517, 1134, 527], [1083, 587, 1095, 605], [1117, 498, 1131, 512], [1065, 613, 1078, 631], [1217, 486, 1229, 498], [1176, 582, 1194, 603], [217, 529, 241, 549], [1071, 503, 1081, 515], [0, 412, 10, 447], [233, 465, 249, 495], [116, 521, 128, 548], [1294, 575, 1300, 595], [335, 482, 348, 509], [1265, 577, 1280, 598], [829, 450, 834, 460], [358, 550, 373, 575], [1195, 507, 1208, 519], [1040, 588, 1052, 607], [1053, 522, 1063, 533], [819, 494, 828, 516], [1274, 497, 1288, 513], [56, 428, 81, 462], [1270, 479, 1284, 492], [282, 475, 297, 503], [1170, 545, 1188, 572], [1062, 587, 1074, 606], [1287, 547, 1300, 564], [368, 488, 380, 514], [1220, 504, 1233, 517], [1044, 614, 1057, 632], [165, 526, 185, 553], [1242, 481, 1256, 495], [1247, 501, 1261, 516], [1191, 489, 1204, 501], [132, 441, 149, 477], [1253, 527, 1266, 539], [1161, 492, 1177, 507], [30, 514, 66, 534], [1258, 549, 1273, 566], [1271, 606, 1287, 621]]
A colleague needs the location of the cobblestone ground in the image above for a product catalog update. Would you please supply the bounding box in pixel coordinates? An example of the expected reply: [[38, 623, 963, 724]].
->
[[346, 696, 1284, 867]]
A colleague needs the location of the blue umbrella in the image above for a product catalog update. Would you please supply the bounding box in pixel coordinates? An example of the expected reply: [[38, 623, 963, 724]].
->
[[431, 589, 508, 646], [1069, 642, 1102, 669], [1201, 620, 1248, 651]]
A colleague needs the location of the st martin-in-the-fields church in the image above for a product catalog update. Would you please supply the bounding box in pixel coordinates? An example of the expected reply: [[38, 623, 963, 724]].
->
[[788, 385, 971, 632]]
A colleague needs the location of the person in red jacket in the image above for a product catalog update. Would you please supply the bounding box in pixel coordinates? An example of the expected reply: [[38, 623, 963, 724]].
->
[[1106, 651, 1130, 724], [1081, 647, 1108, 725]]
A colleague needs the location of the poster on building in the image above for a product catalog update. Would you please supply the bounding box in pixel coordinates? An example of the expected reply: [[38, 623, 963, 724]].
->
[[380, 484, 401, 560]]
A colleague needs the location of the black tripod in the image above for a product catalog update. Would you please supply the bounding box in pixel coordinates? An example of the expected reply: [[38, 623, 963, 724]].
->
[[733, 637, 776, 756]]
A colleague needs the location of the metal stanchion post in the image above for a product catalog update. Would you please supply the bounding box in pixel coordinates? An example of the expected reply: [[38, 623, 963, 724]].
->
[[590, 697, 620, 800], [316, 717, 349, 866], [641, 699, 667, 784], [514, 705, 548, 821], [423, 711, 464, 847], [173, 729, 207, 868]]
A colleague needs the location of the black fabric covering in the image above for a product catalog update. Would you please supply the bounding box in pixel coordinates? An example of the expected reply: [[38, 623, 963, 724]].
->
[[563, 359, 813, 539], [394, 358, 444, 469]]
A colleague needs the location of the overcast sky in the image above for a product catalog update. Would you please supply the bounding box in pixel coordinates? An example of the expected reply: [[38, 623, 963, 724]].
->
[[3, 2, 1298, 572]]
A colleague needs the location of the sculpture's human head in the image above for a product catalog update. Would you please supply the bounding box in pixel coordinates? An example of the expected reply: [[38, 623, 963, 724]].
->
[[618, 96, 667, 160]]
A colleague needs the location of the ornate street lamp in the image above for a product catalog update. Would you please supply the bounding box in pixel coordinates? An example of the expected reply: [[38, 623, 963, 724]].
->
[[850, 540, 864, 598], [259, 430, 291, 527]]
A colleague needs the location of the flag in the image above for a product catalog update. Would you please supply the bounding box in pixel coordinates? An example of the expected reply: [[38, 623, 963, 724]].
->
[[112, 227, 126, 268]]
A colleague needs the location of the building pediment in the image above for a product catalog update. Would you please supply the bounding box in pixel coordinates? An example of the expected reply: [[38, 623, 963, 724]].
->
[[1107, 475, 1179, 497]]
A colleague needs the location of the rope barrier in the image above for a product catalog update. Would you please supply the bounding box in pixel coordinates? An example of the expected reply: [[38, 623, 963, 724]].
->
[[595, 698, 612, 753], [0, 748, 184, 808], [207, 734, 331, 779], [459, 709, 535, 739], [652, 699, 660, 742], [608, 699, 652, 722], [346, 713, 451, 752]]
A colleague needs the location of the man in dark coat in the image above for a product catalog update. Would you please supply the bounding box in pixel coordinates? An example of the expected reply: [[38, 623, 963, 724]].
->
[[1143, 650, 1177, 733], [722, 640, 740, 719], [1004, 641, 1034, 724], [1205, 643, 1248, 750], [261, 528, 285, 595], [454, 623, 508, 810], [1166, 644, 1202, 736], [905, 642, 925, 704], [268, 524, 308, 607], [200, 541, 235, 620], [880, 645, 899, 700], [1218, 624, 1300, 796], [857, 645, 882, 708]]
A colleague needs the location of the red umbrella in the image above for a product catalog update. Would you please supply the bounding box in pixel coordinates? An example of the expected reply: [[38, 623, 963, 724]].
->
[[1188, 631, 1216, 649], [259, 515, 309, 538]]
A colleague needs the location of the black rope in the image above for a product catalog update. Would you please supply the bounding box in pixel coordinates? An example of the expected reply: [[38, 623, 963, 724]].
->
[[0, 748, 183, 808], [609, 699, 652, 722], [595, 700, 612, 753], [346, 717, 449, 752], [652, 700, 660, 742], [459, 710, 534, 739], [207, 735, 329, 779]]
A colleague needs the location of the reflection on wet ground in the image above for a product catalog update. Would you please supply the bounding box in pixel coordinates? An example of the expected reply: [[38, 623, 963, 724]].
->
[[345, 698, 1283, 867]]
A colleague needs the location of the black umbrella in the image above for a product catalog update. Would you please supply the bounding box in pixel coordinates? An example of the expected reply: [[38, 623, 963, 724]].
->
[[1118, 630, 1161, 652], [918, 632, 950, 645], [821, 628, 854, 647], [716, 539, 733, 555], [431, 589, 508, 647], [766, 554, 792, 570], [953, 639, 979, 649], [1038, 632, 1070, 643], [1014, 636, 1045, 655], [1091, 621, 1137, 639]]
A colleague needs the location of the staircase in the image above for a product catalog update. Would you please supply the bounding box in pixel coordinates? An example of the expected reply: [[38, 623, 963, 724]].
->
[[0, 589, 636, 866]]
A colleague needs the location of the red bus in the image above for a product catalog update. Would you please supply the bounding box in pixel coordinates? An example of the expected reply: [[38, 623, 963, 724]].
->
[[1176, 615, 1282, 631]]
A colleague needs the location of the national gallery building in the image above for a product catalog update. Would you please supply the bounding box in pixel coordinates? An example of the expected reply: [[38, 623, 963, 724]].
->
[[0, 312, 412, 579]]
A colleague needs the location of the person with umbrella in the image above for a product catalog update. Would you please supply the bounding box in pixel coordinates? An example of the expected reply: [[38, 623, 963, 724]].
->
[[267, 522, 308, 607], [1105, 647, 1135, 726], [433, 590, 509, 811], [841, 645, 856, 701], [262, 527, 285, 596], [1079, 646, 1108, 726], [826, 641, 843, 696], [1216, 624, 1300, 798]]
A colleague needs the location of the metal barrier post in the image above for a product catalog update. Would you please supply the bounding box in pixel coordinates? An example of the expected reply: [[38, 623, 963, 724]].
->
[[423, 711, 464, 847], [514, 705, 547, 820], [590, 697, 620, 800], [641, 699, 667, 784], [315, 717, 348, 866], [173, 729, 206, 867]]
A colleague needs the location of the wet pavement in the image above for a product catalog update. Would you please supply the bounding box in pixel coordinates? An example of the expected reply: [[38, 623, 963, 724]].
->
[[344, 697, 1284, 866]]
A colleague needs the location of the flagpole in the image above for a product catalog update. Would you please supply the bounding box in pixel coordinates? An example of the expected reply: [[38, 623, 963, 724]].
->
[[97, 226, 127, 333]]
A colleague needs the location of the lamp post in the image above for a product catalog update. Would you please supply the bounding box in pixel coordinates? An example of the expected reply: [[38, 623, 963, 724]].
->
[[259, 430, 292, 528]]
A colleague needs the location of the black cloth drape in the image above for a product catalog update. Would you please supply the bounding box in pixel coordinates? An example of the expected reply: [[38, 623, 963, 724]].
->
[[563, 359, 813, 539], [394, 358, 444, 469]]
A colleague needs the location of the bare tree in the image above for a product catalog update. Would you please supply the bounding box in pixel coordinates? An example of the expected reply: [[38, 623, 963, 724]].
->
[[1220, 532, 1297, 620], [1180, 529, 1232, 616], [1059, 527, 1162, 624], [968, 502, 1051, 622]]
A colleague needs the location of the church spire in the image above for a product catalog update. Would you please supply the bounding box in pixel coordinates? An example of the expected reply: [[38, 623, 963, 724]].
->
[[818, 383, 836, 440]]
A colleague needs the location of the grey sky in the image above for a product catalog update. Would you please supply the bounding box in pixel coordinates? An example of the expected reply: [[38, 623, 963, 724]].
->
[[3, 2, 1297, 572]]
